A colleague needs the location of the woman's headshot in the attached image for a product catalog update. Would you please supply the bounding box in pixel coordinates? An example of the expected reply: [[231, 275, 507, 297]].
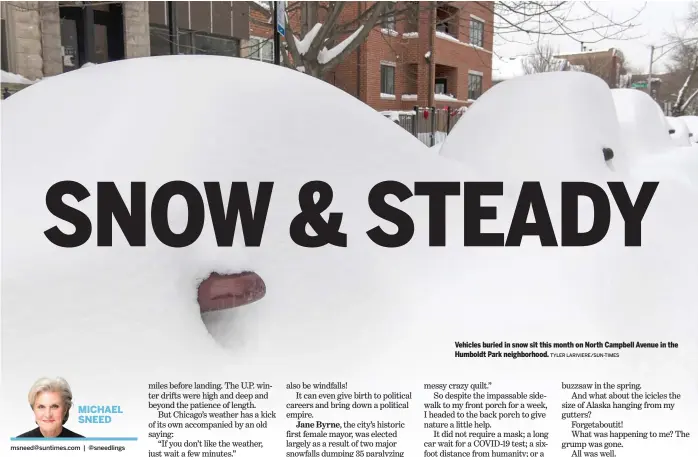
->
[[16, 377, 84, 438]]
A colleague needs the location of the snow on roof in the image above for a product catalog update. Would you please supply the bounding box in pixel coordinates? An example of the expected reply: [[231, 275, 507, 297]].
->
[[555, 47, 615, 57], [252, 0, 270, 10], [2, 56, 697, 428]]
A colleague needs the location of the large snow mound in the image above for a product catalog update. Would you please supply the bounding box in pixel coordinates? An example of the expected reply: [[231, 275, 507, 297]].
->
[[1, 56, 697, 453], [440, 71, 627, 185], [666, 116, 691, 147]]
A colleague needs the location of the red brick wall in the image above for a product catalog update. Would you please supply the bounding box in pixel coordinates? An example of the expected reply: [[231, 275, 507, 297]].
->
[[248, 1, 495, 110]]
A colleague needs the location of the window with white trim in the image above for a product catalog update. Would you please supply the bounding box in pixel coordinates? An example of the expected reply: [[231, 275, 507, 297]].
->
[[381, 64, 395, 95], [470, 18, 484, 48], [383, 2, 396, 30], [468, 73, 482, 100], [247, 36, 274, 63]]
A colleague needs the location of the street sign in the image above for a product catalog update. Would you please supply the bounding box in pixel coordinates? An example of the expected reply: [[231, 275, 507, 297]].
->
[[277, 1, 285, 37], [632, 82, 647, 89]]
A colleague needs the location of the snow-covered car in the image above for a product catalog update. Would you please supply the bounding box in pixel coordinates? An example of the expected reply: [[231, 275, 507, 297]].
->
[[1, 58, 697, 450], [611, 88, 674, 157], [442, 71, 629, 182], [666, 116, 692, 147], [611, 89, 698, 191], [679, 115, 698, 144]]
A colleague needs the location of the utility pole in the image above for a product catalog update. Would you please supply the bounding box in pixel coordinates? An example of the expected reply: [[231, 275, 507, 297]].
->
[[427, 3, 435, 108], [647, 45, 654, 97], [273, 1, 285, 65], [273, 2, 280, 65]]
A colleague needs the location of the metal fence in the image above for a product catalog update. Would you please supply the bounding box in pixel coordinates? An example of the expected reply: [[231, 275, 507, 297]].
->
[[384, 105, 466, 147], [1, 83, 31, 99]]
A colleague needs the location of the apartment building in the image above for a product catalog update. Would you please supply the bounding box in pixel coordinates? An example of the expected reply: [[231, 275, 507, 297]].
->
[[250, 1, 494, 110]]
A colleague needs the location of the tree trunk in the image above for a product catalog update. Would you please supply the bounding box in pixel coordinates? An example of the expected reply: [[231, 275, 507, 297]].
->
[[673, 56, 698, 116]]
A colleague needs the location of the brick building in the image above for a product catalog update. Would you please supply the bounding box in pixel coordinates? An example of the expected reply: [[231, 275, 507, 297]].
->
[[249, 1, 494, 110], [554, 48, 625, 88]]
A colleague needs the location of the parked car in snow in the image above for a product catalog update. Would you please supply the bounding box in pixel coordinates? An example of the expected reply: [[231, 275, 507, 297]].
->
[[666, 116, 692, 147], [679, 115, 698, 145]]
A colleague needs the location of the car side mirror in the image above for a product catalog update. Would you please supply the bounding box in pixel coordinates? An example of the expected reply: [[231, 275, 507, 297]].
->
[[603, 147, 614, 161]]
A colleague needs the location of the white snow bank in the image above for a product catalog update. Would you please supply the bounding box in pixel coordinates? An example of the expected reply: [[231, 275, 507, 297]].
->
[[1, 70, 36, 84], [666, 116, 692, 147], [2, 56, 697, 451]]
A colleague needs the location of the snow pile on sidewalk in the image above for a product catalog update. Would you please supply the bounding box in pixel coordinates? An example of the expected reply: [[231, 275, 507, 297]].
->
[[2, 57, 696, 452], [1, 70, 36, 84]]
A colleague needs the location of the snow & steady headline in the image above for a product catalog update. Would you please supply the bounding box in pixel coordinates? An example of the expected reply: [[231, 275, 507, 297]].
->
[[43, 180, 658, 248]]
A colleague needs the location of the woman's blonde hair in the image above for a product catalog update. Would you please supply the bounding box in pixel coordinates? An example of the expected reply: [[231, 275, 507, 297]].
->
[[28, 377, 74, 424]]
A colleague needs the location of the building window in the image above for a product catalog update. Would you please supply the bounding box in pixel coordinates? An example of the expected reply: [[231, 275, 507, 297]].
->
[[149, 26, 193, 55], [149, 25, 238, 57], [405, 1, 419, 33], [468, 73, 482, 100], [1, 19, 8, 72], [194, 33, 239, 57], [435, 77, 447, 94], [470, 19, 484, 48], [381, 64, 395, 95], [383, 3, 396, 30], [437, 5, 458, 38], [247, 37, 274, 63]]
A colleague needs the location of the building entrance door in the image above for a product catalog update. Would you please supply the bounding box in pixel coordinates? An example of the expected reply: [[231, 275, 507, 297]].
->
[[59, 3, 124, 72]]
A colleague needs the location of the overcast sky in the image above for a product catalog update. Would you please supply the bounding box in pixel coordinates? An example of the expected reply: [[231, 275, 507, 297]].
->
[[493, 1, 694, 74]]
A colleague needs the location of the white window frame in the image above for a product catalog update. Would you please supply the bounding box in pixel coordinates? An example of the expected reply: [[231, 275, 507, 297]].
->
[[469, 18, 484, 48], [248, 35, 274, 63], [380, 63, 396, 96]]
